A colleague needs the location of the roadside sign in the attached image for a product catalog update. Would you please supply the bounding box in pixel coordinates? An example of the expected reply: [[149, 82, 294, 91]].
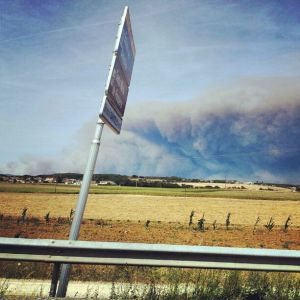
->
[[105, 55, 129, 117], [56, 7, 135, 297], [99, 96, 122, 134], [116, 7, 136, 85], [100, 6, 135, 132]]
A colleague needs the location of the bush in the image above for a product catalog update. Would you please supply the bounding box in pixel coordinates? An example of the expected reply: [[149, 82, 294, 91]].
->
[[265, 217, 275, 231], [189, 210, 195, 226], [21, 208, 28, 223], [197, 214, 205, 231], [226, 213, 231, 230], [44, 212, 50, 224], [284, 215, 292, 232]]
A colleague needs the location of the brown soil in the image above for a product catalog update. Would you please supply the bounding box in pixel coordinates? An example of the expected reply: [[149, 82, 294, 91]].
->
[[0, 216, 299, 250], [1, 216, 299, 282]]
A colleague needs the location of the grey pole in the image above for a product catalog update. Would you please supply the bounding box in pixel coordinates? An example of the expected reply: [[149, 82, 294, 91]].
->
[[49, 262, 60, 297], [56, 118, 105, 297]]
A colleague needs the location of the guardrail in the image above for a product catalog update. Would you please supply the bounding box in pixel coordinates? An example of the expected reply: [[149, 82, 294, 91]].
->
[[0, 237, 299, 272]]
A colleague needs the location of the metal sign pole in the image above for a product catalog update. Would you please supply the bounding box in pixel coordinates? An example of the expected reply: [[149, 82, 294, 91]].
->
[[55, 118, 105, 297], [55, 6, 135, 297]]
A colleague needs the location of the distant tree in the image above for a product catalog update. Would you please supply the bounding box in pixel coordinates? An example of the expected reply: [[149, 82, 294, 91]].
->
[[56, 176, 63, 184]]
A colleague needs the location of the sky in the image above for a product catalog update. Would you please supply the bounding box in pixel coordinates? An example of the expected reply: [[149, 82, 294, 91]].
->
[[0, 0, 300, 184]]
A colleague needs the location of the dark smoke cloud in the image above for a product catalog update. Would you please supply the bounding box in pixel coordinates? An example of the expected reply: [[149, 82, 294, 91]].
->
[[1, 77, 300, 184]]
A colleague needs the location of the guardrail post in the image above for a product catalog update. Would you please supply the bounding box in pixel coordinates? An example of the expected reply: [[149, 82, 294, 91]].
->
[[49, 262, 60, 297]]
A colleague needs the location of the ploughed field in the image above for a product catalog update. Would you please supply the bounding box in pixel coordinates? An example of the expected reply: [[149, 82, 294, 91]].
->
[[0, 215, 299, 249]]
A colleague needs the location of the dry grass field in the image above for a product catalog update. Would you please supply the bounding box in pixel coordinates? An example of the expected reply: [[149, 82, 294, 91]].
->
[[0, 192, 299, 226], [0, 186, 299, 249], [178, 181, 292, 191]]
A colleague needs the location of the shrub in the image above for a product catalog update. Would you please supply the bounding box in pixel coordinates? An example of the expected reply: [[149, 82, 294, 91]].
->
[[44, 212, 50, 224], [226, 213, 231, 230], [265, 217, 275, 231], [57, 216, 66, 224], [95, 219, 108, 227], [284, 215, 292, 232], [69, 208, 75, 225], [212, 220, 217, 230], [21, 207, 28, 223], [14, 232, 22, 238], [189, 210, 195, 226], [197, 214, 205, 231], [30, 217, 40, 226], [253, 216, 260, 233]]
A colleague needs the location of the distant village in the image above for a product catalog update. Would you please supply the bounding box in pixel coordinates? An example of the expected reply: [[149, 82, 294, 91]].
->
[[0, 173, 251, 186], [0, 174, 94, 185], [0, 173, 299, 191]]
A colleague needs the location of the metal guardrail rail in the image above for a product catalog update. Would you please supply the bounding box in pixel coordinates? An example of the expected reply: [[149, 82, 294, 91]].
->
[[0, 237, 299, 272]]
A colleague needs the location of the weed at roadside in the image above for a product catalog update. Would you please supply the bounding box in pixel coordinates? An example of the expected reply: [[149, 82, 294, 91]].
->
[[107, 271, 300, 300], [0, 279, 9, 298]]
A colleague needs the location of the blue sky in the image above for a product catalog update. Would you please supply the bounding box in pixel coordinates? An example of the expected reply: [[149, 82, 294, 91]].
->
[[1, 0, 300, 183]]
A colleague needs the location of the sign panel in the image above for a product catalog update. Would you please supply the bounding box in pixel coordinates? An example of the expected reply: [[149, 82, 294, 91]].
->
[[99, 97, 122, 134], [100, 6, 135, 133], [105, 55, 129, 117], [115, 9, 136, 85]]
